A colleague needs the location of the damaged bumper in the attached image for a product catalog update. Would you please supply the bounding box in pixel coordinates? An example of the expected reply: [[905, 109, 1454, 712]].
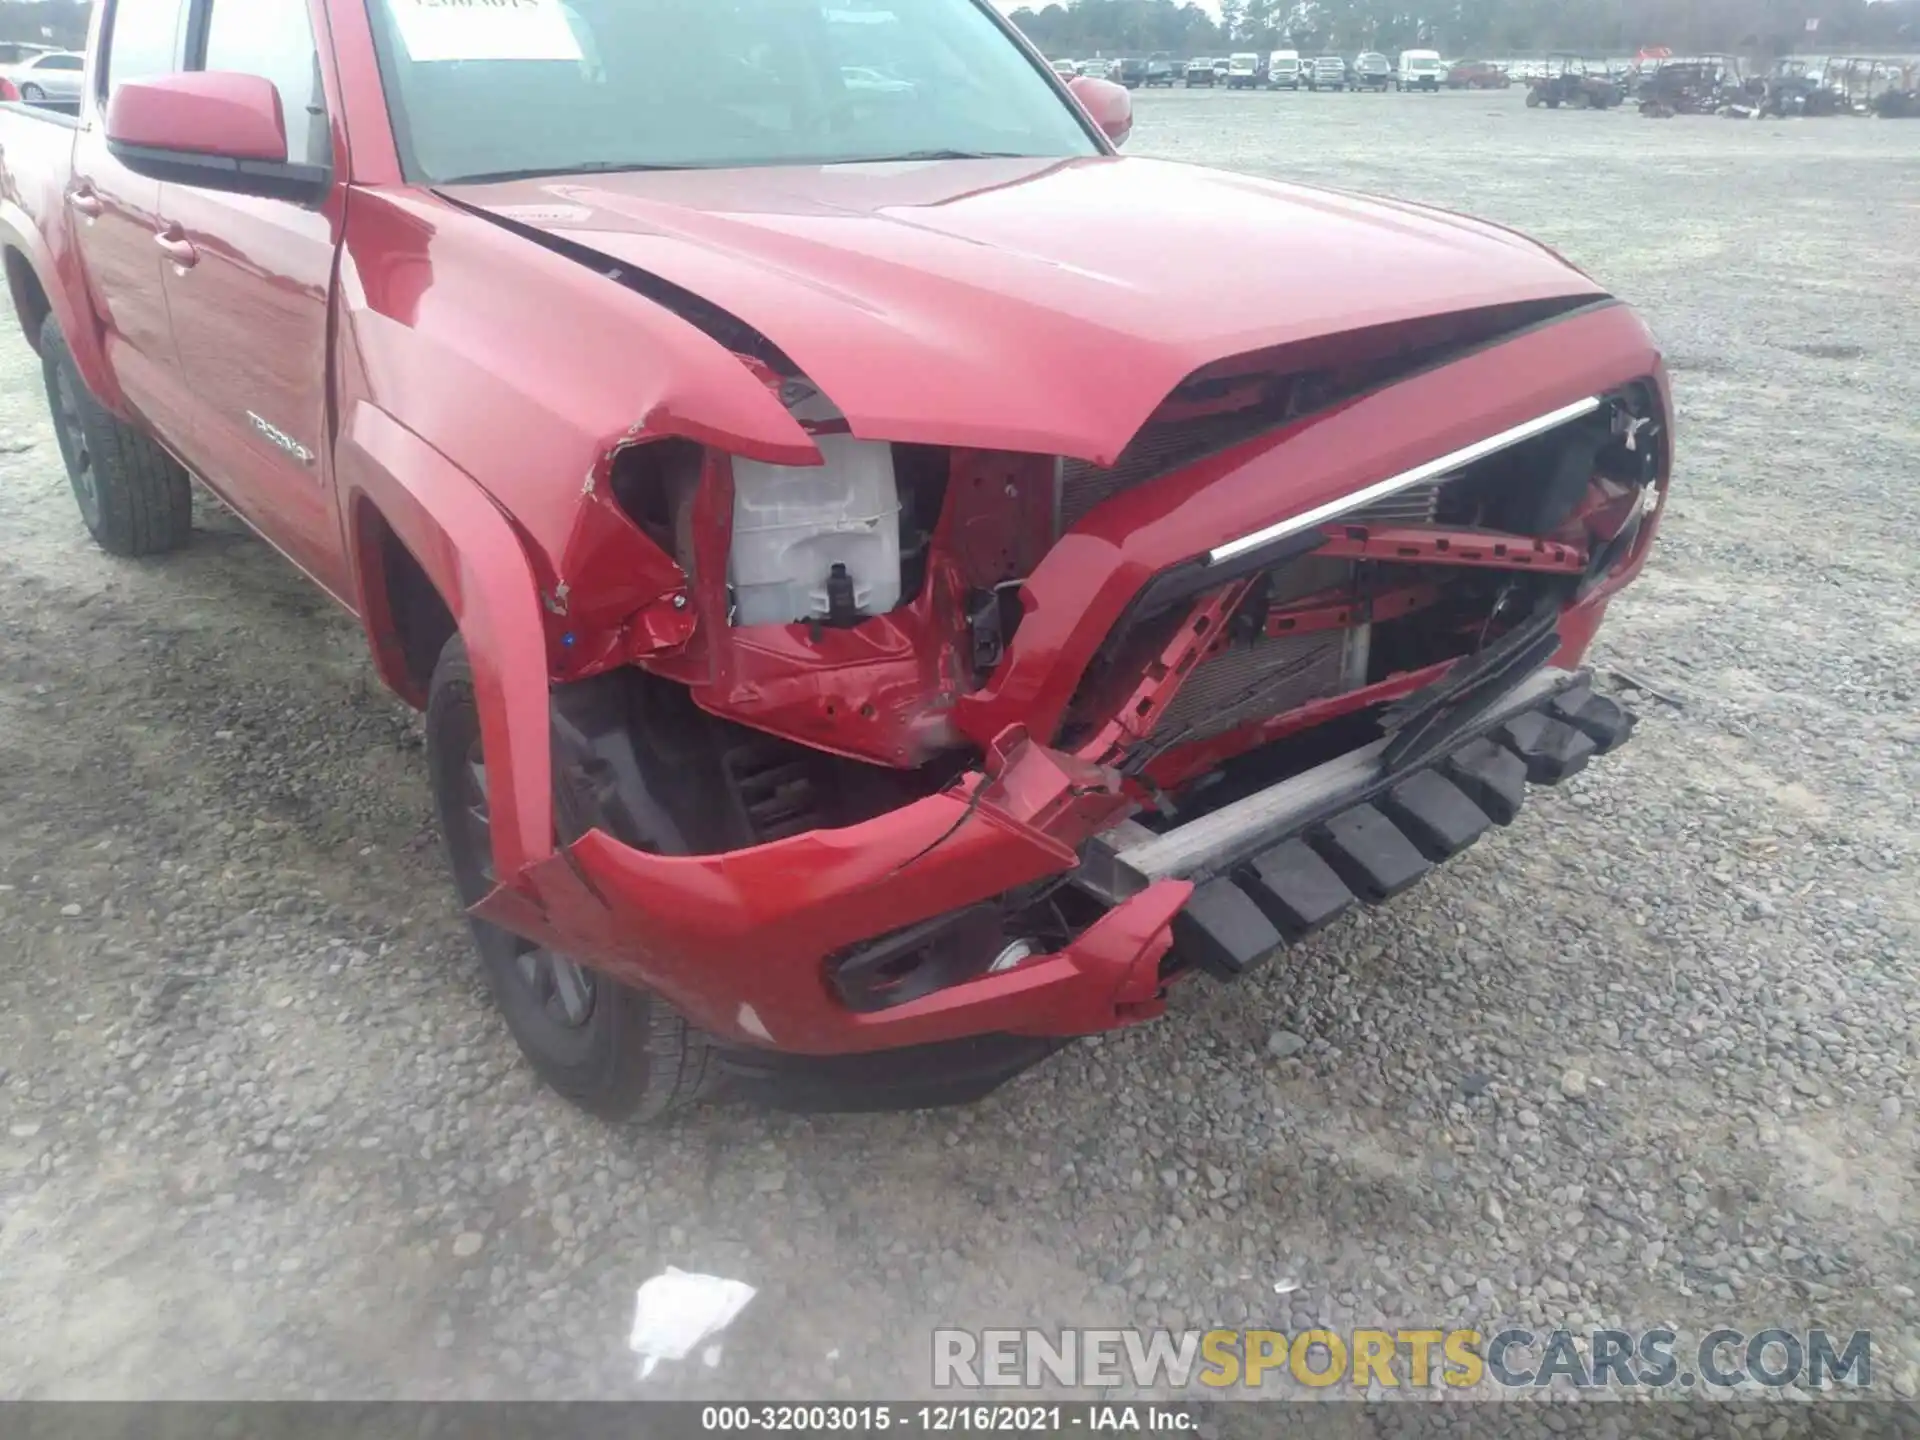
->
[[474, 649, 1633, 1079]]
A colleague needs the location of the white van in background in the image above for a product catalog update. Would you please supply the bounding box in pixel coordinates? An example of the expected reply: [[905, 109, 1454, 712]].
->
[[1227, 52, 1261, 88], [1267, 50, 1302, 89], [1397, 49, 1446, 90]]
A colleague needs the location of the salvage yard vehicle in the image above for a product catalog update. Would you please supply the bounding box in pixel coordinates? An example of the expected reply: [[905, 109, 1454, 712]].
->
[[1824, 57, 1920, 116], [1186, 57, 1216, 87], [1447, 59, 1511, 90], [1143, 56, 1178, 88], [2, 0, 1669, 1120], [1307, 55, 1349, 91], [1635, 55, 1746, 116], [1352, 53, 1392, 91], [1396, 49, 1445, 91], [1527, 56, 1624, 109], [1758, 59, 1845, 117], [1226, 53, 1261, 90], [1268, 51, 1303, 89]]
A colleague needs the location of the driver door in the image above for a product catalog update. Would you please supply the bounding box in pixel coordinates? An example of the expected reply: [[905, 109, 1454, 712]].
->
[[154, 0, 351, 601]]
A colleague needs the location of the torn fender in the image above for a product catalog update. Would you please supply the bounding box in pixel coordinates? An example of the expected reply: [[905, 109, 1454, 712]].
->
[[338, 401, 557, 883]]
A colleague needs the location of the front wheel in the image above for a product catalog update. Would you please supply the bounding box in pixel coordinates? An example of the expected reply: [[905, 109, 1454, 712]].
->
[[20, 82, 45, 101], [427, 638, 718, 1122]]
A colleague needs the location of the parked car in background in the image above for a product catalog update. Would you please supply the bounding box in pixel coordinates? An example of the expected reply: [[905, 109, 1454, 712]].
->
[[1078, 59, 1113, 79], [1268, 50, 1303, 89], [1144, 56, 1178, 87], [1227, 53, 1261, 89], [1307, 55, 1349, 91], [1397, 49, 1446, 90], [1352, 52, 1392, 90], [1050, 58, 1078, 79], [1113, 57, 1148, 88], [1186, 57, 1216, 87], [1447, 58, 1512, 89], [0, 42, 60, 65], [1, 50, 85, 104]]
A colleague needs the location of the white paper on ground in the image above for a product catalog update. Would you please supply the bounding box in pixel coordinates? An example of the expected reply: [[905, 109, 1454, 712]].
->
[[389, 0, 584, 64], [630, 1268, 757, 1379]]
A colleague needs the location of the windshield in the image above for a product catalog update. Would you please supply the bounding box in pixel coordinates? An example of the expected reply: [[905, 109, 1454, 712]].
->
[[367, 0, 1100, 183]]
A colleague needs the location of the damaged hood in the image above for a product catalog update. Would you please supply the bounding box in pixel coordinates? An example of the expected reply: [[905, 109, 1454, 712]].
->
[[440, 156, 1604, 463]]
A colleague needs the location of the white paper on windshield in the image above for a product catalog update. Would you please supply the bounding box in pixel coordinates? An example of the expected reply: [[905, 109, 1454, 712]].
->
[[389, 0, 584, 63]]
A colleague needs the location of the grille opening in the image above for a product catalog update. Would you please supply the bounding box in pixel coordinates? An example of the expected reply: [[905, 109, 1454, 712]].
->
[[1066, 383, 1663, 797]]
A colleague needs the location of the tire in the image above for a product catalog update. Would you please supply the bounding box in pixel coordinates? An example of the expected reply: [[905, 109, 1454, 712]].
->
[[427, 637, 717, 1122], [20, 82, 45, 101], [40, 314, 192, 556]]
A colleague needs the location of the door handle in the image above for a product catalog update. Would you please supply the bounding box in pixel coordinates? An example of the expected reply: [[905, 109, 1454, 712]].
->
[[154, 227, 198, 269], [68, 186, 103, 218]]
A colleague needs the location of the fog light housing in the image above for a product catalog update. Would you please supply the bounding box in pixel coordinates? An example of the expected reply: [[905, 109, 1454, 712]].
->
[[829, 905, 1026, 1013]]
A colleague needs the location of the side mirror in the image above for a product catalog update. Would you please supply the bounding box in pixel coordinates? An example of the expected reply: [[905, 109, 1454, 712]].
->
[[106, 71, 328, 204], [1068, 75, 1134, 147]]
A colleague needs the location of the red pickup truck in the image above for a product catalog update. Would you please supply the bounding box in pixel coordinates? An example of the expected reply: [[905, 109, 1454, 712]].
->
[[0, 0, 1669, 1121]]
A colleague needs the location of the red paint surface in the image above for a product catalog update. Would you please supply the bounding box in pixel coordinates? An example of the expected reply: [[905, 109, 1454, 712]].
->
[[0, 1, 1671, 1054]]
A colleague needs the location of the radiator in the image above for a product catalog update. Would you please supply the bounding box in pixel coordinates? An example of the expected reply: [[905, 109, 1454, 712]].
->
[[1151, 628, 1352, 746]]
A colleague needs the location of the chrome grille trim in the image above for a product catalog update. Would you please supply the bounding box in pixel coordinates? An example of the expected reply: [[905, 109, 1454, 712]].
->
[[1206, 396, 1604, 566]]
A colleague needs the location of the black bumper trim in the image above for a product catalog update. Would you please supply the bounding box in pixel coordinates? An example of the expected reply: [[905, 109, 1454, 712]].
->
[[1078, 666, 1635, 979], [1105, 666, 1584, 889]]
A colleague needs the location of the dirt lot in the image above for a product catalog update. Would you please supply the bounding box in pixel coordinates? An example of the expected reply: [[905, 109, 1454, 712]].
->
[[1, 88, 1916, 1405]]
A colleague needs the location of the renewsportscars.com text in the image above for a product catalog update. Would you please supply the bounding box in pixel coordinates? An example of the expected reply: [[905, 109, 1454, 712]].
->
[[933, 1327, 1872, 1393]]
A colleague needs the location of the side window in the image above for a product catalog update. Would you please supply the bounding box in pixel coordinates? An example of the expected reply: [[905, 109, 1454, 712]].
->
[[103, 0, 188, 95], [199, 0, 330, 168], [46, 57, 86, 72]]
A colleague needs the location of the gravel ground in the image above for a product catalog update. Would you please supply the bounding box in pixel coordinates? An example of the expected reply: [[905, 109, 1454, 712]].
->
[[0, 89, 1916, 1408]]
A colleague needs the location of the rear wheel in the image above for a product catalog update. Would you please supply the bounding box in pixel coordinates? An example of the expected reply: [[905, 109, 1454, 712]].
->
[[40, 314, 193, 556], [20, 82, 44, 101], [427, 638, 717, 1122]]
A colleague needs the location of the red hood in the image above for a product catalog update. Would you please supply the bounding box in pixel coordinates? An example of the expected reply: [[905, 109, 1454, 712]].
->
[[439, 156, 1602, 463]]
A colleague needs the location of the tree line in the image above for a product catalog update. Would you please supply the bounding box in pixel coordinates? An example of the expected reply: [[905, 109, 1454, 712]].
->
[[1006, 0, 1919, 59]]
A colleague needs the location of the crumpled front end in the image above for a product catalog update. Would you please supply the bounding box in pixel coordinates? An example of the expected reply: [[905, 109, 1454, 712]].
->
[[472, 296, 1671, 1074]]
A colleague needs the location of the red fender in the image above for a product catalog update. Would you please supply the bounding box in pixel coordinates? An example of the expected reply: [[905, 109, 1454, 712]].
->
[[337, 401, 556, 885]]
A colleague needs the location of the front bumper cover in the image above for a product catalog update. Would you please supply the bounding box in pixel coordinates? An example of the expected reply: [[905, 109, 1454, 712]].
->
[[474, 654, 1633, 1068]]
